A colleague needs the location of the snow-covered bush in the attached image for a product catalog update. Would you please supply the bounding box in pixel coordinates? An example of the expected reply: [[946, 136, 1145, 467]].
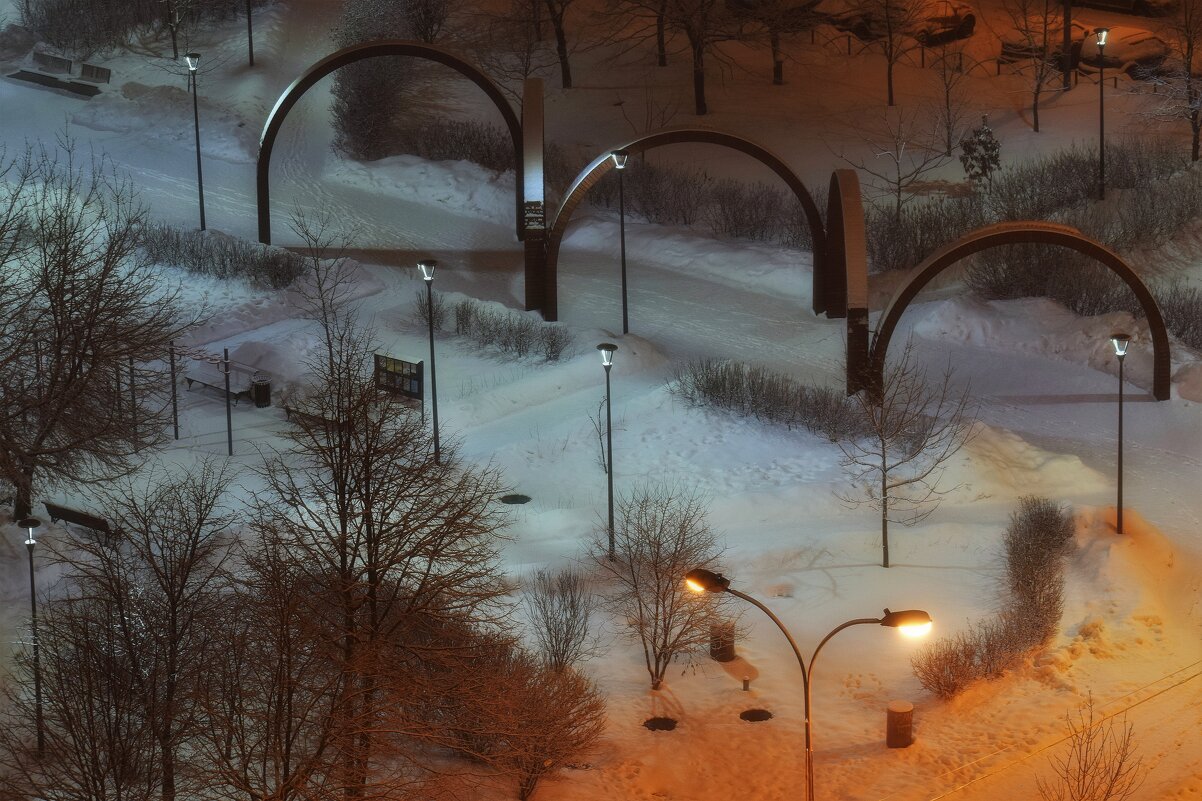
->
[[524, 568, 597, 673], [1155, 282, 1202, 350], [671, 359, 869, 441], [410, 287, 449, 331], [912, 497, 1074, 699], [398, 119, 514, 172], [142, 224, 306, 289], [425, 295, 573, 362]]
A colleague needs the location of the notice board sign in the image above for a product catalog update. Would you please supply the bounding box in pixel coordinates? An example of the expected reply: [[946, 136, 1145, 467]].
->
[[374, 354, 423, 400]]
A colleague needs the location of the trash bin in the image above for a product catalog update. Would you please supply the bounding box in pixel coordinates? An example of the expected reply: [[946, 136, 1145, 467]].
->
[[251, 373, 271, 408], [886, 700, 914, 748]]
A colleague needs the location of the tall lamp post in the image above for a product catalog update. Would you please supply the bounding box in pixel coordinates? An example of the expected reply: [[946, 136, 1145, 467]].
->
[[185, 52, 206, 230], [611, 150, 630, 335], [1095, 28, 1109, 201], [16, 517, 44, 757], [419, 259, 440, 464], [1111, 332, 1129, 534], [685, 568, 932, 801], [598, 343, 617, 560]]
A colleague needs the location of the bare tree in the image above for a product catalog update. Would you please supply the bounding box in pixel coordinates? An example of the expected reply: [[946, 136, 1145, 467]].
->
[[251, 227, 510, 797], [729, 0, 815, 85], [928, 41, 972, 155], [407, 0, 450, 42], [851, 0, 927, 105], [0, 593, 159, 801], [835, 106, 951, 219], [1037, 695, 1145, 801], [1144, 0, 1202, 161], [837, 340, 975, 568], [593, 484, 729, 689], [525, 567, 598, 672], [463, 0, 559, 100], [603, 0, 673, 67], [666, 0, 744, 115], [196, 528, 346, 801], [542, 0, 579, 87], [0, 140, 192, 521], [1001, 0, 1065, 133]]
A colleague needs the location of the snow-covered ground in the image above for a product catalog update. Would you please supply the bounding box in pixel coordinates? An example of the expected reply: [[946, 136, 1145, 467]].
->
[[1, 1, 1200, 799]]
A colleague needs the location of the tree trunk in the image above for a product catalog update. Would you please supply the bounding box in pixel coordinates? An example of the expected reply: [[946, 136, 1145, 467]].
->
[[1032, 87, 1041, 133], [160, 732, 176, 801], [656, 3, 667, 66], [771, 30, 783, 84], [548, 6, 572, 88], [881, 450, 890, 568], [692, 40, 707, 115], [887, 57, 895, 106]]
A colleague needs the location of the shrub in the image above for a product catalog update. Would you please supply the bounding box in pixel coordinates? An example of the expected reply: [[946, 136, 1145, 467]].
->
[[411, 288, 449, 331], [141, 224, 306, 289], [912, 496, 1074, 699], [433, 295, 573, 362], [397, 119, 514, 172], [1156, 282, 1202, 350], [670, 359, 868, 441]]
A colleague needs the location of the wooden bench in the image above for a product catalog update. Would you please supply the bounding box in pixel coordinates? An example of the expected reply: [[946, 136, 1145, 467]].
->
[[44, 501, 119, 546], [184, 361, 263, 405]]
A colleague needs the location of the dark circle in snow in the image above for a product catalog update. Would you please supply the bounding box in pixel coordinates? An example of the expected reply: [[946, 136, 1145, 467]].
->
[[643, 717, 677, 731], [740, 709, 773, 723], [500, 494, 531, 505]]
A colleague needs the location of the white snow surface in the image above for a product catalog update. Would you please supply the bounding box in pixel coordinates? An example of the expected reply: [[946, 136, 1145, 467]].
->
[[1, 1, 1201, 799]]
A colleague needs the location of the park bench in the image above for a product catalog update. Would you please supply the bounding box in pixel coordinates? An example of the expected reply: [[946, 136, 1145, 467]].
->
[[283, 404, 348, 432], [7, 52, 105, 98], [44, 501, 119, 546], [184, 360, 263, 405]]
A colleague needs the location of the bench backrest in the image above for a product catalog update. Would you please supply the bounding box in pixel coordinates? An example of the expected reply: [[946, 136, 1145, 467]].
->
[[44, 501, 111, 532], [80, 63, 112, 84], [186, 360, 265, 392], [33, 52, 72, 74]]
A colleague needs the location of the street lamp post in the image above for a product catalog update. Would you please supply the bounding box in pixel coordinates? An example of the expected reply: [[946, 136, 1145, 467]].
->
[[17, 516, 44, 757], [419, 259, 440, 464], [611, 150, 630, 335], [1096, 28, 1109, 201], [185, 52, 206, 230], [598, 343, 617, 560], [1111, 332, 1129, 534], [685, 568, 932, 801]]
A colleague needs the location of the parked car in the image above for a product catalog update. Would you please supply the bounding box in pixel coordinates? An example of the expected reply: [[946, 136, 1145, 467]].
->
[[1078, 25, 1169, 77], [998, 19, 1089, 65], [813, 0, 974, 43], [1074, 0, 1176, 17]]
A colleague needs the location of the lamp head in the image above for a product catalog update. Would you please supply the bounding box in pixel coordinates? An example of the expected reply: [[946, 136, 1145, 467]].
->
[[418, 259, 437, 282], [17, 516, 40, 547], [684, 568, 730, 594], [597, 342, 617, 367], [1095, 27, 1109, 47], [879, 608, 933, 638], [185, 51, 200, 71], [1110, 332, 1130, 357], [611, 150, 629, 170]]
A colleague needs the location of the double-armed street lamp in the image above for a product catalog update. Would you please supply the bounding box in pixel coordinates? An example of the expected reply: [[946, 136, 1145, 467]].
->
[[419, 259, 441, 464], [1096, 28, 1109, 201], [598, 343, 617, 560], [185, 52, 206, 230], [1111, 332, 1130, 534], [685, 568, 932, 801], [16, 517, 45, 757], [611, 150, 630, 335]]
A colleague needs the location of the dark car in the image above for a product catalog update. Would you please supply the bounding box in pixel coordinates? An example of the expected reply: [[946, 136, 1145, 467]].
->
[[998, 20, 1088, 65], [1078, 25, 1169, 77]]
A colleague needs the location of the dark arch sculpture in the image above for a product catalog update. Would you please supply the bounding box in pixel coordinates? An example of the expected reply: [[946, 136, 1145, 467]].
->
[[867, 221, 1171, 400], [536, 128, 827, 321], [256, 40, 524, 245], [825, 169, 870, 393]]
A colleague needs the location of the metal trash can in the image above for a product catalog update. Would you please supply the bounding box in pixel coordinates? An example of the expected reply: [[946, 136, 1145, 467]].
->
[[251, 373, 271, 408], [886, 700, 914, 748]]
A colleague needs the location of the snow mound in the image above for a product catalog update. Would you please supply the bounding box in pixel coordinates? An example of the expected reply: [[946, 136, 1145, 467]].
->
[[325, 155, 514, 225], [955, 423, 1106, 500]]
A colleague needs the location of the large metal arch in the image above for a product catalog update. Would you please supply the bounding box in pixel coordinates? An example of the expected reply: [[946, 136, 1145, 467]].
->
[[869, 221, 1172, 400], [826, 169, 871, 394], [537, 128, 828, 321], [256, 39, 524, 245]]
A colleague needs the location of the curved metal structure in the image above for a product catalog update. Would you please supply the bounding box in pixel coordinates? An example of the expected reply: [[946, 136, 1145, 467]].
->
[[869, 221, 1171, 400], [536, 128, 827, 321], [256, 40, 524, 244], [825, 169, 871, 393]]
